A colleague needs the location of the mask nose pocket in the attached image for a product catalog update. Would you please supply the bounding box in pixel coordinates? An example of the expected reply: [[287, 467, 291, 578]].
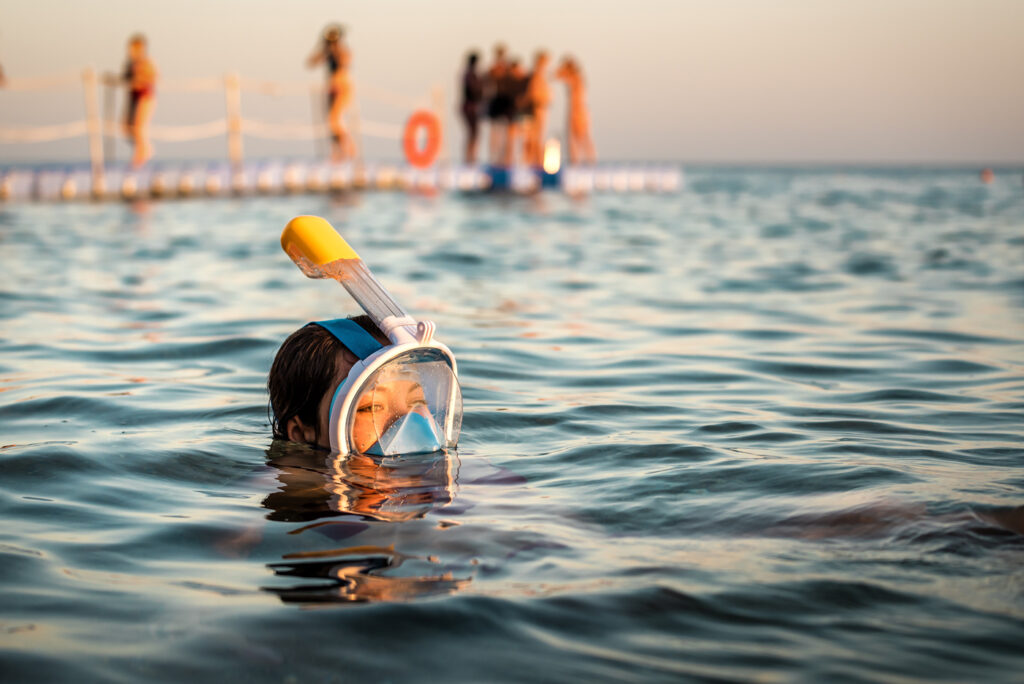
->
[[365, 411, 442, 456]]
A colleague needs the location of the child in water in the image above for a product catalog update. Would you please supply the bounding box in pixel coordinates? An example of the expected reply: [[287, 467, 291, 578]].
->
[[270, 216, 462, 458], [269, 312, 460, 455]]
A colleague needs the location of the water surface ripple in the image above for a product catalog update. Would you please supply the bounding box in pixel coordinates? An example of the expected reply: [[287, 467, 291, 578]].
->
[[1, 168, 1023, 682]]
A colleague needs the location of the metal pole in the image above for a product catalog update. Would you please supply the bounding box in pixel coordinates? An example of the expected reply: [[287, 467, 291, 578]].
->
[[81, 67, 106, 196], [224, 72, 244, 171]]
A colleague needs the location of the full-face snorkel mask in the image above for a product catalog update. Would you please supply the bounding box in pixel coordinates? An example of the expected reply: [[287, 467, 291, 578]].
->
[[281, 216, 462, 456]]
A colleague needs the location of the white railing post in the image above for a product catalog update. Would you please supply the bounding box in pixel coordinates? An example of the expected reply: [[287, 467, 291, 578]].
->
[[102, 72, 118, 164], [224, 72, 244, 170], [81, 67, 106, 196]]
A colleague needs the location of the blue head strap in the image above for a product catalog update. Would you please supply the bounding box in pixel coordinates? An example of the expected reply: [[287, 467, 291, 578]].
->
[[309, 318, 384, 359]]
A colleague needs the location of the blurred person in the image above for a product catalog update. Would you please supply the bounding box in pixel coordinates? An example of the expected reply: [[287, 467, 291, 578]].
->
[[459, 51, 484, 164], [122, 34, 157, 168], [0, 62, 6, 87], [555, 56, 596, 165], [503, 58, 529, 166], [485, 44, 512, 166], [307, 24, 355, 162], [980, 168, 994, 184], [522, 51, 552, 166]]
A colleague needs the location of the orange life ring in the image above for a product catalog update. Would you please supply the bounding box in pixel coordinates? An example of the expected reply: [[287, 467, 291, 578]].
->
[[402, 110, 442, 168]]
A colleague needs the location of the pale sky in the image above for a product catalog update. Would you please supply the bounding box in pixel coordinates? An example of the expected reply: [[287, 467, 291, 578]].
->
[[1, 0, 1023, 164]]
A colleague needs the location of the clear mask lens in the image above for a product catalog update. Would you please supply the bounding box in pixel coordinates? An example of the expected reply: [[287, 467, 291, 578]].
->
[[347, 348, 462, 456]]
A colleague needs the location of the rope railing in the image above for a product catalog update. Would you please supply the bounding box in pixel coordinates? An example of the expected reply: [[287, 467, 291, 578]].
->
[[357, 82, 428, 110], [1, 114, 407, 145], [149, 120, 229, 142], [2, 71, 429, 102], [238, 117, 401, 141], [155, 77, 223, 93], [98, 73, 223, 93], [0, 120, 89, 143], [101, 74, 424, 104], [240, 118, 324, 141], [100, 119, 230, 142], [1, 71, 82, 92], [1, 69, 443, 182], [238, 78, 320, 97], [359, 120, 404, 140]]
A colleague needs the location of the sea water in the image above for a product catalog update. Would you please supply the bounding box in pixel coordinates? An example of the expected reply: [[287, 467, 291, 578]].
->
[[1, 168, 1022, 682]]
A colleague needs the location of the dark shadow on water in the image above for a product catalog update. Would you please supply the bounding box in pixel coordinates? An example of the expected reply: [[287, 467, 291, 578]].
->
[[259, 440, 471, 604]]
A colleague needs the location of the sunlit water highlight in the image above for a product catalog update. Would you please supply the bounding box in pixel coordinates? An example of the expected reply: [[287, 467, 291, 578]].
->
[[2, 168, 1023, 681]]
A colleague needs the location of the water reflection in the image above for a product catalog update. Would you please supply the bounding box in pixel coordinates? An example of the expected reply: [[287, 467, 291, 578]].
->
[[260, 441, 470, 604], [267, 547, 470, 604]]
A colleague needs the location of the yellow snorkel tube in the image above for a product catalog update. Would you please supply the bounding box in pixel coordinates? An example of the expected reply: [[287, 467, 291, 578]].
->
[[281, 215, 417, 341]]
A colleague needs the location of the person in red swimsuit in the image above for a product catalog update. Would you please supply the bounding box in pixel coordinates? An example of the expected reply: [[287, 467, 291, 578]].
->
[[123, 34, 157, 168]]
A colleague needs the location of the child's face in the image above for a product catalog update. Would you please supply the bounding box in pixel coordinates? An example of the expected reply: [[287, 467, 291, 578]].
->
[[315, 352, 430, 453], [351, 379, 430, 453]]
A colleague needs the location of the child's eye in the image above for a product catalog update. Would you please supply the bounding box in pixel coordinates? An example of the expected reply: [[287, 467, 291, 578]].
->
[[356, 403, 384, 414]]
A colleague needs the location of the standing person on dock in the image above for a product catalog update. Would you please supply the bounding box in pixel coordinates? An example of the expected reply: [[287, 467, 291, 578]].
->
[[485, 44, 511, 166], [523, 51, 552, 167], [122, 34, 157, 168], [459, 51, 484, 165], [555, 56, 595, 165], [307, 24, 355, 162], [504, 58, 529, 166]]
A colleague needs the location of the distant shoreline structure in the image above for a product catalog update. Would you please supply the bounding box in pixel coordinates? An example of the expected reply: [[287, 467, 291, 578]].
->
[[0, 160, 683, 202]]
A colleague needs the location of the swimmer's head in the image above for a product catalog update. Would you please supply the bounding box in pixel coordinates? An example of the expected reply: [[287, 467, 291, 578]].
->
[[275, 216, 462, 456], [268, 314, 386, 448], [269, 315, 461, 456]]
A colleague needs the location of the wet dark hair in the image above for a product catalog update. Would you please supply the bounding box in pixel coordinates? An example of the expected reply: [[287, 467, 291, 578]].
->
[[268, 314, 386, 442], [467, 52, 479, 67]]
